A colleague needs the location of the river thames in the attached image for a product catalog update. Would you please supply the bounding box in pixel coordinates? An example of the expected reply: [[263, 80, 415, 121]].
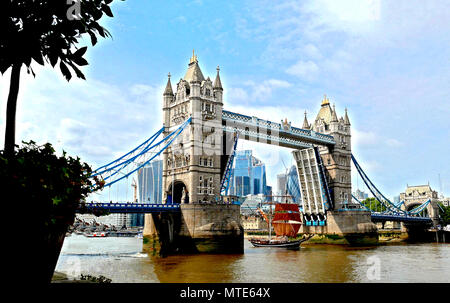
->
[[54, 234, 449, 283]]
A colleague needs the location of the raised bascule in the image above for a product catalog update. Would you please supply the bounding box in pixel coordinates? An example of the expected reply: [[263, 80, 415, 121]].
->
[[86, 52, 437, 254]]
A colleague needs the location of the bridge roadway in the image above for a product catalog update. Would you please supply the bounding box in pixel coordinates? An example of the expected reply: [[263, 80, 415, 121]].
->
[[77, 202, 180, 213], [370, 212, 432, 224], [79, 203, 433, 224]]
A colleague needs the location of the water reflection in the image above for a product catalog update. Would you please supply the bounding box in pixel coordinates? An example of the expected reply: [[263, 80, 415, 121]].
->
[[150, 253, 245, 283]]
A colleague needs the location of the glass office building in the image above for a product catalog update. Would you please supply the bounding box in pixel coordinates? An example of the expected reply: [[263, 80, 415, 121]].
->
[[137, 159, 163, 204], [229, 150, 270, 197], [277, 165, 301, 204], [131, 159, 163, 227]]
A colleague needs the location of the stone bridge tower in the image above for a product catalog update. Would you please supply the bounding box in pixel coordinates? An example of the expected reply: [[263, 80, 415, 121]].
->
[[309, 95, 352, 210], [162, 51, 224, 204]]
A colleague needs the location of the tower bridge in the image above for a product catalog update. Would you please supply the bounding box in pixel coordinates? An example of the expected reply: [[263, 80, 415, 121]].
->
[[87, 52, 436, 254]]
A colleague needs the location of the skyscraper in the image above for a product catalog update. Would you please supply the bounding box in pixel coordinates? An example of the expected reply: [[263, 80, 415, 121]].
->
[[131, 159, 163, 227], [277, 165, 301, 204], [229, 150, 270, 197], [137, 159, 163, 204]]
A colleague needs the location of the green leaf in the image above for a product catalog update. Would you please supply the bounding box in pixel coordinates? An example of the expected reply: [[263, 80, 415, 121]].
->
[[33, 53, 45, 66], [52, 197, 62, 206], [103, 5, 114, 18], [68, 62, 86, 80], [73, 56, 89, 66], [89, 32, 98, 46], [60, 61, 72, 81], [73, 46, 88, 58]]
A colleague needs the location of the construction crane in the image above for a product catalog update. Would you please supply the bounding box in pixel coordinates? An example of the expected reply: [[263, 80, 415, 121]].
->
[[131, 178, 137, 202]]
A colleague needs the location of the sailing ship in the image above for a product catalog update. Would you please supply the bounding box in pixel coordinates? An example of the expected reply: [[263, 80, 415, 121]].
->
[[248, 197, 310, 249]]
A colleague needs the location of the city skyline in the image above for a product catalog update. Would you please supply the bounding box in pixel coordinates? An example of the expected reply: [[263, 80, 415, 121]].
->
[[1, 1, 449, 200]]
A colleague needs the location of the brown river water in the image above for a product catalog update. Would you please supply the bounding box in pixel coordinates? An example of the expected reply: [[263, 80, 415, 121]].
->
[[54, 234, 450, 283]]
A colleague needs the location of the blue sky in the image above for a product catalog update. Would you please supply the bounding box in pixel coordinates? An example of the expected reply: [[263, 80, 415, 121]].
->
[[1, 0, 449, 201]]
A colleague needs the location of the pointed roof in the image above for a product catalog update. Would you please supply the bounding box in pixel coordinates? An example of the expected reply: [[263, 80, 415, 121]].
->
[[331, 103, 338, 122], [184, 50, 205, 83], [213, 65, 223, 90], [302, 111, 310, 129], [344, 108, 351, 125], [315, 94, 333, 124], [163, 72, 173, 96]]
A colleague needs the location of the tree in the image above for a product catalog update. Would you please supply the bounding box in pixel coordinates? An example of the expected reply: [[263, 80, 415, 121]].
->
[[0, 0, 124, 156], [439, 203, 450, 225], [361, 197, 387, 213], [0, 0, 123, 283]]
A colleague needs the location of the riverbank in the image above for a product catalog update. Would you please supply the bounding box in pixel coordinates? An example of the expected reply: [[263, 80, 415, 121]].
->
[[51, 272, 91, 283], [245, 230, 450, 245]]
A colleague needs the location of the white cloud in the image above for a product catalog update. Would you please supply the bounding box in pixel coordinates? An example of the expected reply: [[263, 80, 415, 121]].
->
[[0, 66, 164, 169], [227, 79, 291, 103], [385, 138, 403, 148], [303, 44, 322, 59], [352, 129, 379, 146], [285, 60, 319, 80]]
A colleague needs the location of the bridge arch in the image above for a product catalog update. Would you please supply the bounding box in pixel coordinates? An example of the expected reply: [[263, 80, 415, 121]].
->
[[406, 202, 429, 217], [167, 181, 189, 204]]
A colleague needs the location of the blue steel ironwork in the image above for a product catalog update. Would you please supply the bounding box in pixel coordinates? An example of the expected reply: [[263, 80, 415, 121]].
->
[[408, 199, 431, 215], [352, 194, 432, 223], [93, 126, 165, 174], [96, 128, 165, 181], [100, 118, 192, 188], [220, 132, 239, 196], [351, 154, 407, 215], [92, 126, 169, 177], [371, 214, 432, 224], [78, 203, 180, 213]]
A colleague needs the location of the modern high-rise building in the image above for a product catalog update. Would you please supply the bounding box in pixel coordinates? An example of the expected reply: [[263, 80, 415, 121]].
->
[[137, 159, 163, 204], [276, 173, 287, 197], [276, 165, 301, 204], [353, 189, 369, 201], [130, 159, 163, 227], [228, 150, 270, 197]]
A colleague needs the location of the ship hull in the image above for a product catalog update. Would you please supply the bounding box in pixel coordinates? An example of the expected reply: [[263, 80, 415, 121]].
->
[[248, 237, 308, 249]]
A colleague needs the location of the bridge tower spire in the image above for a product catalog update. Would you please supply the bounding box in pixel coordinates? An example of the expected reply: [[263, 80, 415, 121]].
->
[[302, 110, 310, 129]]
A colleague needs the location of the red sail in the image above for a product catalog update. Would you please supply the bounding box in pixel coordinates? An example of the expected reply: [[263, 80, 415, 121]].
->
[[272, 203, 302, 237]]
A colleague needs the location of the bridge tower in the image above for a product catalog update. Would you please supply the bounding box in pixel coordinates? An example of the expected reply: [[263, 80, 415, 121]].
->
[[311, 95, 352, 210], [162, 51, 224, 204]]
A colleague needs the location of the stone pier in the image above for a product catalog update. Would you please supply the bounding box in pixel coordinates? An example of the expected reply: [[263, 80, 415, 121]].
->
[[300, 210, 378, 245], [143, 203, 243, 256]]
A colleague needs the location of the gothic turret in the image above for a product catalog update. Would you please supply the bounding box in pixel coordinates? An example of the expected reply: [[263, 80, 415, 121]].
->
[[213, 66, 223, 90], [302, 111, 310, 129], [331, 103, 338, 123], [164, 73, 174, 96], [184, 50, 205, 83], [213, 66, 223, 103], [344, 108, 351, 125]]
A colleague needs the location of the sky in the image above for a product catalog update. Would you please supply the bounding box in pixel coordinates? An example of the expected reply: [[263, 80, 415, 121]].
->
[[1, 0, 449, 201]]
